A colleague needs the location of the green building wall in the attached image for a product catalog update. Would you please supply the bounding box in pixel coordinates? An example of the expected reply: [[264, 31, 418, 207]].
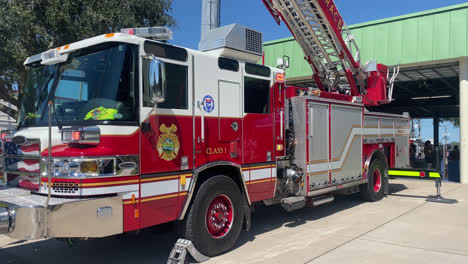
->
[[263, 3, 468, 79]]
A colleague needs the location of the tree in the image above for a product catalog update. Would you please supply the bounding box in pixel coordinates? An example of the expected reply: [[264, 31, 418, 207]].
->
[[0, 0, 175, 119], [441, 118, 460, 128]]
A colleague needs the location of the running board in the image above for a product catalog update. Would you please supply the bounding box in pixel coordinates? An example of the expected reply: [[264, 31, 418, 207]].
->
[[308, 194, 334, 207], [167, 239, 209, 264], [281, 194, 335, 211], [281, 196, 306, 212]]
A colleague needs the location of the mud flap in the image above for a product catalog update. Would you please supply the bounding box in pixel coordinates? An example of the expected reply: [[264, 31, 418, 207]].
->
[[242, 195, 251, 232], [383, 175, 389, 195]]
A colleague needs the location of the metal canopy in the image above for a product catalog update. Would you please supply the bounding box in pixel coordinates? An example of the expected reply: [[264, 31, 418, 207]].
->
[[370, 62, 460, 118], [285, 62, 460, 119], [396, 63, 459, 82]]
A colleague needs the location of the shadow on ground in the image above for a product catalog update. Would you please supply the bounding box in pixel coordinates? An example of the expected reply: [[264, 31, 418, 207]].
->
[[0, 183, 408, 264]]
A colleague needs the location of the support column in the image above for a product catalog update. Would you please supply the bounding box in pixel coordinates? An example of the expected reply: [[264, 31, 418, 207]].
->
[[460, 58, 468, 184], [433, 114, 440, 171]]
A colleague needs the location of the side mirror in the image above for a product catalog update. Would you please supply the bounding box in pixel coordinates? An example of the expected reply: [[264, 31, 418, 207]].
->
[[283, 56, 290, 69], [146, 57, 166, 103], [276, 55, 290, 70]]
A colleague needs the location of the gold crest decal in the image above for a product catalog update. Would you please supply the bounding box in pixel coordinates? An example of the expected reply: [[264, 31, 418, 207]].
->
[[157, 124, 180, 161]]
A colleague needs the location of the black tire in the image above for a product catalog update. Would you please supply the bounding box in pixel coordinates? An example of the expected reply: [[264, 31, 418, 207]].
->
[[360, 158, 387, 202], [184, 175, 244, 257]]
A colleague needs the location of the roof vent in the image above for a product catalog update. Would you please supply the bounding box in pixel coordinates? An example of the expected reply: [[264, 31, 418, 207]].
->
[[199, 24, 263, 63], [245, 28, 263, 55]]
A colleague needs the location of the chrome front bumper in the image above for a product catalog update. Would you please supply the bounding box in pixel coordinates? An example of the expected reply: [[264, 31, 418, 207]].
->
[[0, 187, 123, 240]]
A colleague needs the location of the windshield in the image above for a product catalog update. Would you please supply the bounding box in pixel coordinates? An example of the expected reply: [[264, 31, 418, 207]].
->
[[19, 43, 139, 127]]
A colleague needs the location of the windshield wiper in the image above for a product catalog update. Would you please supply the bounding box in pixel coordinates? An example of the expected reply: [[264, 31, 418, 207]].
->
[[17, 70, 55, 130], [41, 68, 63, 131]]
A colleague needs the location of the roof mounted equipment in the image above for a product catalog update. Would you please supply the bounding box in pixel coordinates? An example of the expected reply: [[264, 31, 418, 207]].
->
[[121, 27, 173, 41]]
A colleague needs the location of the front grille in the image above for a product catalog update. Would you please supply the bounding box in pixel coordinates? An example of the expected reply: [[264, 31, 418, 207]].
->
[[51, 181, 79, 194], [3, 139, 41, 190]]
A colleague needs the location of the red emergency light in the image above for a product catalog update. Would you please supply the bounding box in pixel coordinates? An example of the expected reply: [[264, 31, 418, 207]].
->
[[61, 127, 100, 146], [1, 130, 11, 141], [72, 131, 82, 141]]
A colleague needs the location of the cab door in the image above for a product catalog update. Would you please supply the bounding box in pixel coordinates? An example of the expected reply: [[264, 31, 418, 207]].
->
[[193, 56, 244, 167], [241, 63, 275, 202], [242, 64, 275, 164], [139, 42, 193, 228]]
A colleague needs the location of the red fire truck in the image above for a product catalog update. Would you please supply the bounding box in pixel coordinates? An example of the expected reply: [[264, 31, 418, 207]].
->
[[0, 0, 408, 257]]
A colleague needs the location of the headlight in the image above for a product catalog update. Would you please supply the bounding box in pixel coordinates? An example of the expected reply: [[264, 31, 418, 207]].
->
[[42, 158, 116, 177], [41, 156, 138, 178], [58, 160, 70, 174]]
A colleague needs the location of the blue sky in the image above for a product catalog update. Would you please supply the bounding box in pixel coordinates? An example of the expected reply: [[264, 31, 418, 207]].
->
[[169, 0, 464, 143]]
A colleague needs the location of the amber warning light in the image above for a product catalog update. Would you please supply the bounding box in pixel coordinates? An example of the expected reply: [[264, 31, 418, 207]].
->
[[276, 73, 285, 83]]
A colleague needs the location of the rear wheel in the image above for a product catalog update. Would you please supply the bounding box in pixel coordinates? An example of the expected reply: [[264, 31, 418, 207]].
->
[[360, 158, 387, 202], [184, 175, 244, 257]]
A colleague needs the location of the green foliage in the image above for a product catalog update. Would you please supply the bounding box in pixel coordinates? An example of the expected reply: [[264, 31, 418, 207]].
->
[[0, 0, 175, 119], [441, 118, 460, 128]]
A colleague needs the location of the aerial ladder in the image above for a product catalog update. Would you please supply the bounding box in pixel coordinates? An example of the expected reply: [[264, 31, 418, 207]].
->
[[262, 0, 399, 106]]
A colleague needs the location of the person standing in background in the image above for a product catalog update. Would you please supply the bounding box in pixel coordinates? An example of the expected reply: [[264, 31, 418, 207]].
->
[[448, 145, 461, 182], [410, 143, 416, 167], [424, 140, 433, 167], [450, 145, 460, 161]]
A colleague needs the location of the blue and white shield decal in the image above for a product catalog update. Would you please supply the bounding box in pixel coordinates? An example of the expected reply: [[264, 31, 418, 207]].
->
[[203, 95, 215, 113]]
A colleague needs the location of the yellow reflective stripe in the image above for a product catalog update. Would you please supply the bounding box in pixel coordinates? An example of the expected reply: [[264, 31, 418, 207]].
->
[[389, 170, 441, 178], [388, 170, 420, 177]]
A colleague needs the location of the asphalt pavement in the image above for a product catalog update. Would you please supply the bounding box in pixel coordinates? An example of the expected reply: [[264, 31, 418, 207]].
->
[[1, 179, 466, 264]]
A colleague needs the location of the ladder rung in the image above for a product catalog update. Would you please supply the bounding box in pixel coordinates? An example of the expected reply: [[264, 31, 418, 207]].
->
[[276, 0, 346, 81]]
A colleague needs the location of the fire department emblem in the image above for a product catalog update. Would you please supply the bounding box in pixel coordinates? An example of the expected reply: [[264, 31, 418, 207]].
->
[[157, 124, 180, 161], [203, 95, 215, 113]]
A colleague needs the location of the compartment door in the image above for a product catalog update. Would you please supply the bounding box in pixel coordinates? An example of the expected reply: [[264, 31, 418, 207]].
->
[[330, 105, 363, 183], [218, 80, 242, 162], [308, 103, 330, 190]]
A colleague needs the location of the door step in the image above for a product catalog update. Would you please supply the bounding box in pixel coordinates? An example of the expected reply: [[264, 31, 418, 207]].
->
[[280, 194, 335, 212], [281, 196, 306, 212], [337, 184, 360, 195], [308, 195, 334, 207]]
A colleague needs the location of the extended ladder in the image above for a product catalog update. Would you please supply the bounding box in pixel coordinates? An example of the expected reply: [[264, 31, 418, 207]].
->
[[263, 0, 365, 93]]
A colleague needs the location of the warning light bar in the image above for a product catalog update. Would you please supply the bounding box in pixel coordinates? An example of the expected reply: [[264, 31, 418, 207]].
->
[[41, 49, 69, 66], [120, 27, 173, 41]]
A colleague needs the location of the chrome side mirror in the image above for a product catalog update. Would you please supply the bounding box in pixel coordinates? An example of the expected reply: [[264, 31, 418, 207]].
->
[[146, 57, 166, 103], [277, 55, 290, 70]]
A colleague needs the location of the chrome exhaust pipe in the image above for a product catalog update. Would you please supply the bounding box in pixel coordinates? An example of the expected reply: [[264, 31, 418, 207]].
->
[[0, 207, 15, 234]]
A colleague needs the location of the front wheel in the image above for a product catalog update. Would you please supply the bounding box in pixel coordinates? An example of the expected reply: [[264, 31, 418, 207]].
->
[[360, 158, 387, 202], [184, 175, 244, 257]]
